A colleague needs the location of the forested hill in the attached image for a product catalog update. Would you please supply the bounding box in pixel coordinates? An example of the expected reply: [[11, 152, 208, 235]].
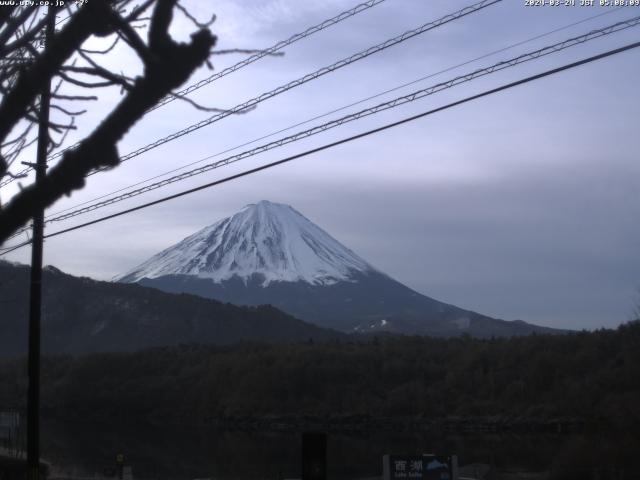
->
[[0, 261, 343, 354], [1, 321, 638, 431]]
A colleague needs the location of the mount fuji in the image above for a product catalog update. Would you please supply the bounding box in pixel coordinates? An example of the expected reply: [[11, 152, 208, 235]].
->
[[116, 201, 560, 337]]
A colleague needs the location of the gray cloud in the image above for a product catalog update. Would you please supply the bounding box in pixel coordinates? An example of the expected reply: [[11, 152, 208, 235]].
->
[[4, 0, 639, 330]]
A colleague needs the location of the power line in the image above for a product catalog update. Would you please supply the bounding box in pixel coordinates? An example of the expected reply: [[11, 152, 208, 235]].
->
[[150, 0, 389, 111], [96, 0, 501, 172], [3, 39, 638, 256], [5, 11, 637, 244], [40, 6, 626, 223], [0, 0, 389, 188], [34, 15, 640, 226], [1, 0, 502, 190], [0, 241, 30, 256], [26, 9, 55, 480]]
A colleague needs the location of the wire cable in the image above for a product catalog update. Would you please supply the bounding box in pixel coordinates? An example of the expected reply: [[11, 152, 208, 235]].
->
[[0, 0, 502, 190], [35, 15, 640, 226], [150, 0, 389, 111], [91, 0, 502, 173], [0, 0, 389, 188], [3, 39, 638, 255], [39, 6, 627, 222]]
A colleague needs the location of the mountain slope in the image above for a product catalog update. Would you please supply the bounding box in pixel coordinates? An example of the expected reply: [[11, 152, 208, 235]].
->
[[136, 271, 559, 337], [117, 201, 562, 337], [0, 261, 343, 355], [117, 200, 375, 286]]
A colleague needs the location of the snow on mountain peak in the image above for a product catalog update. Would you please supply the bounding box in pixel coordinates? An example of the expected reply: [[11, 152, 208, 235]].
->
[[116, 200, 377, 286]]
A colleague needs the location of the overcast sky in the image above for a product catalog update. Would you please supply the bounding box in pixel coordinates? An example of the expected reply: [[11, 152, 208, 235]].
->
[[2, 0, 640, 330]]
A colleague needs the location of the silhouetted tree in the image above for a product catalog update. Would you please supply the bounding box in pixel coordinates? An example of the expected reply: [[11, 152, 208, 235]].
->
[[0, 0, 216, 244], [2, 322, 639, 429]]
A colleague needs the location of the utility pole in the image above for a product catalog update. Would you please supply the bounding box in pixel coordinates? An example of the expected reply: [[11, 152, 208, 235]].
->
[[26, 8, 54, 480]]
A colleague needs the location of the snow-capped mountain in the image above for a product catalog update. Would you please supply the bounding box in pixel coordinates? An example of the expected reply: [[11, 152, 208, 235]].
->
[[117, 201, 563, 337], [117, 200, 376, 286]]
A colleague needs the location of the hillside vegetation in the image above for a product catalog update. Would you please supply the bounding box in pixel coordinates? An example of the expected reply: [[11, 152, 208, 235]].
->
[[1, 321, 639, 432], [0, 261, 342, 355]]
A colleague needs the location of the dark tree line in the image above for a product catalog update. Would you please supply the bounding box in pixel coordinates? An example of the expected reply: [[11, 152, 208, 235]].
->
[[1, 321, 639, 431]]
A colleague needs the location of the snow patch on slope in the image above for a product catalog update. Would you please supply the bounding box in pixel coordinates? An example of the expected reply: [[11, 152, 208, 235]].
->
[[115, 200, 377, 286]]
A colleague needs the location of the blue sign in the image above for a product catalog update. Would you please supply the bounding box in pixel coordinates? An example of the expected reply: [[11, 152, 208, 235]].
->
[[383, 454, 456, 480]]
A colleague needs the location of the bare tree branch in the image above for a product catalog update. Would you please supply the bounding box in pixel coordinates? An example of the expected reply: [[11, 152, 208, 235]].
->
[[80, 35, 120, 55], [212, 48, 285, 56], [0, 0, 216, 243], [0, 6, 38, 54], [0, 1, 117, 171], [51, 94, 99, 101], [50, 104, 87, 116], [0, 10, 53, 57], [176, 2, 216, 29]]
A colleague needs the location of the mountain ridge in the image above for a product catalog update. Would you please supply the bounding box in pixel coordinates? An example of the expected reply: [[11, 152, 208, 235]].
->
[[116, 200, 376, 287], [117, 201, 565, 337], [0, 260, 344, 355]]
